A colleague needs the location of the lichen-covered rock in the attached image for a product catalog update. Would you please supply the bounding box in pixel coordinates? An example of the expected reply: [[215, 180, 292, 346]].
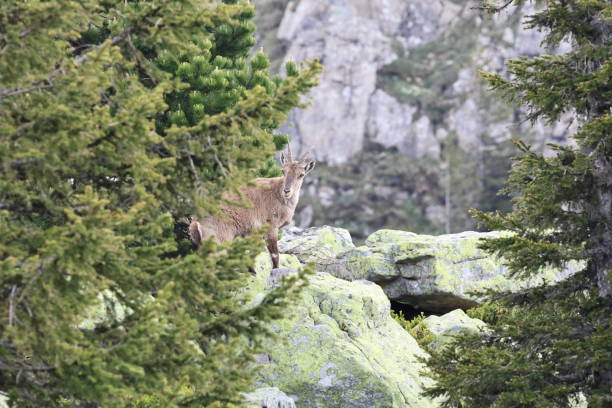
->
[[78, 289, 129, 330], [278, 226, 354, 266], [278, 226, 580, 313], [244, 252, 304, 307], [357, 229, 580, 312], [255, 271, 438, 408], [243, 387, 297, 408], [569, 392, 588, 408], [418, 309, 487, 350]]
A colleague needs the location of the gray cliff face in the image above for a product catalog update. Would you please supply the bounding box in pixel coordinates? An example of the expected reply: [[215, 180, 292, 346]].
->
[[254, 0, 575, 238], [277, 0, 397, 165]]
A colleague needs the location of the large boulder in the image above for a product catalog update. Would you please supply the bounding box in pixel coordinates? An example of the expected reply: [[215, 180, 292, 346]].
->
[[417, 309, 487, 350], [244, 387, 297, 408], [278, 226, 354, 266], [278, 227, 580, 313], [355, 229, 580, 312], [250, 266, 438, 408]]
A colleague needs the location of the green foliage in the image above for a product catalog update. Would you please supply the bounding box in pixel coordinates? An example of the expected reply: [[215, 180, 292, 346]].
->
[[423, 1, 612, 407], [465, 302, 506, 325], [391, 311, 434, 350], [378, 15, 479, 122], [252, 0, 293, 71], [129, 395, 164, 408], [0, 0, 320, 407], [426, 274, 611, 408]]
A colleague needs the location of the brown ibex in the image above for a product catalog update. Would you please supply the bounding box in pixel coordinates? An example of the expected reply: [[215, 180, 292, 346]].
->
[[189, 148, 315, 269]]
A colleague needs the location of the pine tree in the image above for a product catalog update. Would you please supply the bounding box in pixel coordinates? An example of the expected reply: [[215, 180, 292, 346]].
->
[[423, 1, 611, 407], [0, 1, 320, 407]]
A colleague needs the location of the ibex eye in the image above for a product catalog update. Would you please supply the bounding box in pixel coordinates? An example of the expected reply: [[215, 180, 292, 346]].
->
[[298, 174, 304, 178]]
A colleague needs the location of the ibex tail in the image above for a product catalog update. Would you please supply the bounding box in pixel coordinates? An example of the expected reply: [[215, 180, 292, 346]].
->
[[188, 219, 202, 248]]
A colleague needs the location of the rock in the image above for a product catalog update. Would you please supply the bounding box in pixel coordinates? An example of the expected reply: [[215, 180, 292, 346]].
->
[[266, 267, 301, 290], [253, 0, 578, 234], [247, 253, 304, 306], [356, 229, 580, 312], [270, 0, 563, 168], [367, 90, 439, 159], [278, 0, 397, 165], [278, 226, 580, 313], [398, 0, 462, 48], [418, 309, 487, 350], [255, 271, 438, 408], [569, 392, 588, 408], [244, 387, 297, 408], [448, 98, 482, 151], [0, 393, 7, 408], [278, 226, 354, 266], [78, 289, 129, 330]]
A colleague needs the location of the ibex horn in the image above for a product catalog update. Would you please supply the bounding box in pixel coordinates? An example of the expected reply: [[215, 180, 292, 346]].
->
[[287, 143, 293, 162], [299, 151, 312, 161]]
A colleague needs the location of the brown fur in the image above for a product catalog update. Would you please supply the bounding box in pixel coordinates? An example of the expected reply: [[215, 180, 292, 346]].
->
[[189, 153, 315, 268]]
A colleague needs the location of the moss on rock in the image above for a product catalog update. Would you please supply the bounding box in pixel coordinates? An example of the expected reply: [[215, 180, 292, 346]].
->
[[286, 227, 581, 313], [243, 387, 297, 408], [254, 270, 439, 408], [417, 309, 487, 350], [278, 226, 355, 267]]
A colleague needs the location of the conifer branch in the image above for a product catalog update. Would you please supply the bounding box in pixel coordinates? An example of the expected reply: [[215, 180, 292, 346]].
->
[[0, 2, 167, 102], [472, 1, 515, 12], [8, 285, 17, 326], [0, 30, 129, 102], [207, 135, 229, 177]]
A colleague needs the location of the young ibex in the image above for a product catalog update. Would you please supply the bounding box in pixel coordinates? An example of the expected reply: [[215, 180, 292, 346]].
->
[[189, 148, 315, 268]]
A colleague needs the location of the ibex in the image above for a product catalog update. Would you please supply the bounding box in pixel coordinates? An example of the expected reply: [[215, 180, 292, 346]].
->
[[189, 148, 315, 269]]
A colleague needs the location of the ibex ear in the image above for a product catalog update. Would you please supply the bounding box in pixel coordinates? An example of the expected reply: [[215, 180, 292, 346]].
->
[[304, 160, 315, 173], [280, 152, 287, 165]]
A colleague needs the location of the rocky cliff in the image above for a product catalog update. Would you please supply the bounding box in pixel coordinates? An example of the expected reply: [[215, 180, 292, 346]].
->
[[244, 226, 576, 408], [254, 0, 574, 238]]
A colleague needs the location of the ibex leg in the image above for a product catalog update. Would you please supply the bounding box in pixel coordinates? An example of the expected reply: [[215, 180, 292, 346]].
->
[[266, 228, 280, 269]]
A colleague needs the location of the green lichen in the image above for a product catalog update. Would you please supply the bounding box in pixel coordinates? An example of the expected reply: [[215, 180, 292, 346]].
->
[[78, 289, 129, 331], [342, 248, 395, 281], [255, 273, 439, 408], [418, 309, 487, 350], [280, 226, 354, 265], [359, 229, 579, 306], [241, 252, 303, 306]]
